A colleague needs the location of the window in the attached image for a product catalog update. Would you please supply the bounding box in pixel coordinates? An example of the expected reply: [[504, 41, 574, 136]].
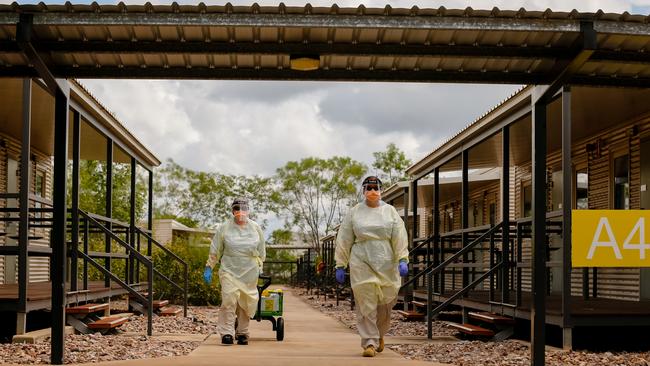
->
[[444, 206, 454, 232], [576, 170, 589, 209], [489, 203, 496, 225], [522, 184, 532, 217], [35, 171, 45, 198], [613, 154, 630, 209]]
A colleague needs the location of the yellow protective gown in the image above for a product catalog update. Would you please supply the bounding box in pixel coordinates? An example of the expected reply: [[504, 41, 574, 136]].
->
[[206, 218, 266, 318], [335, 201, 409, 317]]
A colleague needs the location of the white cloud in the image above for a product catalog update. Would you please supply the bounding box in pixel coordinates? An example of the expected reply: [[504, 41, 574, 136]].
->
[[82, 79, 517, 177], [81, 80, 201, 159]]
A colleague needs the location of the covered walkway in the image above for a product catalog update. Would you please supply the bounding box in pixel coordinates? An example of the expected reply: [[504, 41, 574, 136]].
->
[[72, 288, 443, 366]]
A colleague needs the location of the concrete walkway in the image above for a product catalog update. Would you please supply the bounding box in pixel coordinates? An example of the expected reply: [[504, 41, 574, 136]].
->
[[76, 288, 447, 366]]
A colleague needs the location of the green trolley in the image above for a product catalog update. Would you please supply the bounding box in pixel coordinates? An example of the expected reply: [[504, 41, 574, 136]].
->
[[254, 274, 285, 341]]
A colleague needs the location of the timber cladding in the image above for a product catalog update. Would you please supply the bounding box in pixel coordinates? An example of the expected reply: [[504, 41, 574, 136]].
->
[[0, 131, 53, 285]]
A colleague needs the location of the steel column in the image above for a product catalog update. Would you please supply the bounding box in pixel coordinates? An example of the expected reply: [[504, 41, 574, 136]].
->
[[433, 168, 440, 293], [51, 84, 70, 365], [147, 170, 153, 284], [105, 139, 113, 288], [402, 187, 409, 235], [501, 126, 510, 303], [129, 157, 137, 285], [461, 150, 469, 288], [561, 86, 573, 337], [411, 179, 419, 244], [17, 78, 31, 317], [411, 179, 419, 289], [70, 109, 81, 291], [531, 92, 548, 366]]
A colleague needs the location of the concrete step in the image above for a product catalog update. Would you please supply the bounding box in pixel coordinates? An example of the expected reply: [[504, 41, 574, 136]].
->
[[12, 326, 74, 344]]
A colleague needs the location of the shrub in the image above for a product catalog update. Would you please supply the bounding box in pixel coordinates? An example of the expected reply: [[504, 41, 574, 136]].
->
[[152, 238, 221, 305]]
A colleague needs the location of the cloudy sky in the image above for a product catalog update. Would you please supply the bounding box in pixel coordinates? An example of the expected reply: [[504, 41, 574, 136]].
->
[[66, 0, 650, 177]]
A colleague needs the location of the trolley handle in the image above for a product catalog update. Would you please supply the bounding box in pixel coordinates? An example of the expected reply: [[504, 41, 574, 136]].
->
[[259, 274, 272, 293], [256, 274, 272, 321]]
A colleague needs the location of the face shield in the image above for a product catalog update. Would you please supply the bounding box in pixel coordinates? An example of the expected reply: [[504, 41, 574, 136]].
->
[[363, 184, 382, 202], [231, 199, 250, 223]]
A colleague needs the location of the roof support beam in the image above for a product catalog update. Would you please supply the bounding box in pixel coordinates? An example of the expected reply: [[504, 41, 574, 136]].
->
[[15, 14, 63, 94], [28, 12, 582, 33], [25, 40, 572, 59], [533, 22, 597, 105]]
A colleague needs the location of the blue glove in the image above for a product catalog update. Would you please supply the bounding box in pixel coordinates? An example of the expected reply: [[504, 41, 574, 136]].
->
[[399, 261, 408, 277], [203, 266, 212, 284], [335, 267, 346, 284]]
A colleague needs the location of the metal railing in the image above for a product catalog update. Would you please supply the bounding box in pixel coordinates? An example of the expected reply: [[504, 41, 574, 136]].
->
[[78, 209, 154, 336], [133, 226, 189, 318]]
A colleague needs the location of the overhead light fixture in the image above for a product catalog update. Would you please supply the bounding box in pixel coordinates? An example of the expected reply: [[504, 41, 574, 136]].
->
[[290, 55, 320, 71]]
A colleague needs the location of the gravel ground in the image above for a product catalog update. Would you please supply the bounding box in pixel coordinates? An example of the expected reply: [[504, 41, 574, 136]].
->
[[0, 333, 201, 364], [389, 341, 650, 366], [298, 291, 456, 337], [121, 306, 220, 334], [0, 305, 221, 364], [298, 290, 650, 366]]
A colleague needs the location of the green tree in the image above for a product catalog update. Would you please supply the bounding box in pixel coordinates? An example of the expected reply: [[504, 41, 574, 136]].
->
[[276, 156, 366, 249], [154, 159, 283, 229], [371, 143, 412, 185]]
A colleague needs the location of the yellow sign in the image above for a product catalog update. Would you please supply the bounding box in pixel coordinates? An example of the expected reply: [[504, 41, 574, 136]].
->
[[573, 210, 650, 267]]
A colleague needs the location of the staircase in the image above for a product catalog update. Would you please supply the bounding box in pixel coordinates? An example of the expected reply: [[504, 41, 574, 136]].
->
[[447, 311, 515, 341], [65, 303, 128, 334], [63, 209, 188, 336], [400, 222, 513, 340]]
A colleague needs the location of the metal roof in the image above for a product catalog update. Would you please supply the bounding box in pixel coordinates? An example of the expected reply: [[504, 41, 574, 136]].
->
[[1, 3, 650, 85]]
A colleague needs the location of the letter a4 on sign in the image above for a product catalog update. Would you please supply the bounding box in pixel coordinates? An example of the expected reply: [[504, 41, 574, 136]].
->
[[572, 210, 650, 267]]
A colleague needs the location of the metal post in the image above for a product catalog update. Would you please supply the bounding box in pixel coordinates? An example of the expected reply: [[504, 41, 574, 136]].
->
[[501, 126, 510, 303], [18, 79, 31, 320], [71, 110, 81, 291], [51, 84, 70, 365], [307, 248, 311, 293], [129, 157, 136, 285], [411, 179, 419, 290], [531, 93, 548, 366], [412, 179, 419, 246], [461, 150, 469, 288], [402, 187, 409, 239], [105, 140, 113, 288], [427, 271, 433, 339], [561, 86, 573, 346], [147, 170, 153, 257], [83, 217, 89, 290], [433, 168, 440, 293]]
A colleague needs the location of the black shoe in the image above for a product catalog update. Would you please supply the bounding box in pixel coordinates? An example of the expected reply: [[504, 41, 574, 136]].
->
[[236, 335, 248, 345], [221, 335, 234, 344]]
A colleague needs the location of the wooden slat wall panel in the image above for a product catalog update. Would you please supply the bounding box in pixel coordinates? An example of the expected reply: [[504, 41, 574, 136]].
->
[[0, 132, 52, 284]]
